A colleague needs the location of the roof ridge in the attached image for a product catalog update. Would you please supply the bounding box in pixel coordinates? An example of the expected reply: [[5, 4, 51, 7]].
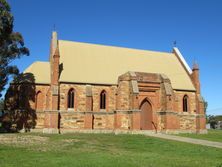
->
[[58, 39, 173, 55]]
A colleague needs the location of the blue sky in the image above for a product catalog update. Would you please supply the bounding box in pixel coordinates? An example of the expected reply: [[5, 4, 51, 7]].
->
[[6, 0, 222, 115]]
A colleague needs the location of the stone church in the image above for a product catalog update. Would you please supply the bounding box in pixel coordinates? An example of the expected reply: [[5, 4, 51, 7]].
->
[[8, 32, 206, 133]]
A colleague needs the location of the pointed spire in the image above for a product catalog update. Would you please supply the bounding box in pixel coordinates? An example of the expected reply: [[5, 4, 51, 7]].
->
[[52, 31, 57, 40], [51, 31, 58, 56]]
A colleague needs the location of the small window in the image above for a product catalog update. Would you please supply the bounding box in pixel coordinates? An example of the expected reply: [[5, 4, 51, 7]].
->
[[100, 90, 106, 109], [68, 89, 75, 108], [183, 95, 188, 112]]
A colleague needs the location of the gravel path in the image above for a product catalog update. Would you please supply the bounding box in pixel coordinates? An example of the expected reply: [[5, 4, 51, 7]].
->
[[144, 133, 222, 149]]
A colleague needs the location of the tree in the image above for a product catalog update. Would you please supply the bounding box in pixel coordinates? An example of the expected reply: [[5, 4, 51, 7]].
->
[[203, 99, 208, 113], [0, 98, 4, 111], [4, 73, 36, 132], [206, 115, 217, 129], [0, 0, 29, 97]]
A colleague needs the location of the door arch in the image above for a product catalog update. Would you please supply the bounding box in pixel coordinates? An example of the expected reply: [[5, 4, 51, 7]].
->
[[140, 99, 153, 130]]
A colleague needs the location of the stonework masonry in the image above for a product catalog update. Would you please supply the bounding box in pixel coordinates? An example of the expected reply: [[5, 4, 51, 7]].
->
[[31, 71, 206, 134]]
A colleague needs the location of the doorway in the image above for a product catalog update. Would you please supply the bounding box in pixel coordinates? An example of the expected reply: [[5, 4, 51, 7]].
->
[[140, 99, 153, 130]]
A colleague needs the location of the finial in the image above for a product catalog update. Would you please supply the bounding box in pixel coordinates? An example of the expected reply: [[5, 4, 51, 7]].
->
[[53, 24, 56, 31], [173, 40, 177, 47], [193, 61, 199, 70]]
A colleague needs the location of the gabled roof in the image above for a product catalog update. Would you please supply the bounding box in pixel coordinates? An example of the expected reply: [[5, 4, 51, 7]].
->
[[25, 40, 195, 91], [24, 61, 50, 84], [58, 40, 195, 91]]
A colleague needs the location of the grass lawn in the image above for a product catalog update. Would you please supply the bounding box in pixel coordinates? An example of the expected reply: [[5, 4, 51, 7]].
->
[[177, 130, 222, 143], [0, 133, 222, 167]]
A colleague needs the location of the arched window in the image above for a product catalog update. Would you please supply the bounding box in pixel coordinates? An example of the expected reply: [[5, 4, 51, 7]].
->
[[36, 91, 43, 111], [183, 95, 188, 112], [100, 90, 106, 110], [68, 89, 75, 109]]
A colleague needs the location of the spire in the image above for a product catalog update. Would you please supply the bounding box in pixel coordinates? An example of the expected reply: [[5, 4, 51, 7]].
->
[[49, 31, 60, 86], [51, 31, 58, 56]]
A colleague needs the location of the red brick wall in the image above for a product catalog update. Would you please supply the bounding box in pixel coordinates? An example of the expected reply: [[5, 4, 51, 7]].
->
[[34, 85, 50, 111], [116, 80, 131, 110]]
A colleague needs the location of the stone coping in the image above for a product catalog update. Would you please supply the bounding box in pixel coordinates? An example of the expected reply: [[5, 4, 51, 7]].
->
[[156, 110, 205, 117], [157, 110, 178, 115], [39, 110, 205, 117], [60, 111, 115, 115], [42, 110, 141, 115], [115, 109, 141, 113]]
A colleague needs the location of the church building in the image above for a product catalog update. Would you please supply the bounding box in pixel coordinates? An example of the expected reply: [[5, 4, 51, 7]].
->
[[13, 32, 206, 133]]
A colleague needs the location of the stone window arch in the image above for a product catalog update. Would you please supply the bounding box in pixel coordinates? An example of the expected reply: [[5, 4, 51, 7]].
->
[[183, 95, 189, 112], [100, 90, 106, 110], [68, 88, 75, 109]]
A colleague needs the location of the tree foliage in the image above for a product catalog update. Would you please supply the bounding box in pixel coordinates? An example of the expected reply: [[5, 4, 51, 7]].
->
[[207, 115, 218, 129], [0, 98, 4, 111], [203, 99, 208, 113], [3, 73, 36, 132], [206, 114, 222, 129], [0, 0, 29, 97]]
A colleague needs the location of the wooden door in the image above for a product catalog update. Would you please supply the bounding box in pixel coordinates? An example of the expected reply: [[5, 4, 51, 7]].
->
[[140, 100, 153, 130]]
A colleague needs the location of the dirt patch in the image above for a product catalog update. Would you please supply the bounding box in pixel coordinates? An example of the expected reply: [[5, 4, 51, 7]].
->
[[0, 134, 49, 146], [61, 139, 81, 143]]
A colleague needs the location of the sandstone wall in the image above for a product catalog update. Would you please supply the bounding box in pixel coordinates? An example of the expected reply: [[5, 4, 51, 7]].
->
[[59, 83, 117, 112], [59, 112, 85, 129], [93, 113, 115, 129], [91, 85, 117, 112], [174, 91, 196, 113], [31, 79, 205, 133], [178, 113, 196, 130], [35, 111, 45, 129], [58, 112, 115, 130]]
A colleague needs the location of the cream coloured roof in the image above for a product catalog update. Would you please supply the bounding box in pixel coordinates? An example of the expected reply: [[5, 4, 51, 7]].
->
[[58, 40, 195, 91], [24, 61, 50, 84]]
